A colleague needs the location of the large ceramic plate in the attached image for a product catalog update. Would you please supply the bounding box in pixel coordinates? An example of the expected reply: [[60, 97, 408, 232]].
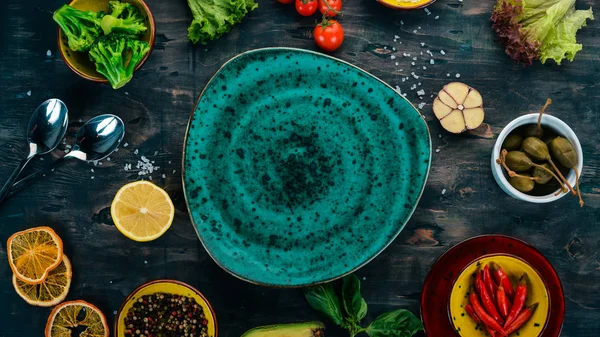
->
[[183, 48, 431, 287]]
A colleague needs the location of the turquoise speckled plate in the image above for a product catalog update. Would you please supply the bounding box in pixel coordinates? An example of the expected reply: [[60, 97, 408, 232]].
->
[[183, 48, 431, 287]]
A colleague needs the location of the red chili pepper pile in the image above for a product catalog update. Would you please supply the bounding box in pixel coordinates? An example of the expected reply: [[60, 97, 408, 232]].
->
[[465, 263, 539, 336]]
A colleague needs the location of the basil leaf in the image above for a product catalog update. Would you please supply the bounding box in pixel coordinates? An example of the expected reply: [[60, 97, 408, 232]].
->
[[342, 274, 368, 322], [304, 283, 344, 326], [365, 309, 424, 337]]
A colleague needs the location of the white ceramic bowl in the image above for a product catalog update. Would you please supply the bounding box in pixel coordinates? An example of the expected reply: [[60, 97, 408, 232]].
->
[[491, 114, 583, 203]]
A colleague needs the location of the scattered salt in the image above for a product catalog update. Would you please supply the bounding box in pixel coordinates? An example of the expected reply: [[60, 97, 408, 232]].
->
[[411, 62, 416, 66], [430, 59, 435, 64], [168, 161, 172, 164], [417, 89, 425, 96], [423, 66, 427, 70], [162, 174, 166, 179], [394, 35, 400, 39], [390, 55, 396, 60], [362, 277, 367, 281], [435, 16, 440, 19], [125, 92, 129, 95], [134, 149, 139, 155], [442, 189, 447, 195], [400, 20, 404, 25], [172, 170, 176, 174], [435, 148, 441, 153], [91, 169, 94, 173], [418, 26, 421, 29], [64, 149, 70, 153], [413, 30, 417, 34], [26, 90, 31, 96], [455, 73, 461, 78], [154, 151, 159, 156], [144, 260, 148, 264], [447, 73, 451, 77], [418, 102, 426, 109], [424, 8, 431, 15], [420, 42, 425, 47], [395, 62, 399, 66], [440, 50, 446, 55], [123, 142, 129, 147], [91, 176, 95, 180], [438, 134, 442, 138], [106, 157, 111, 161], [46, 50, 52, 57]]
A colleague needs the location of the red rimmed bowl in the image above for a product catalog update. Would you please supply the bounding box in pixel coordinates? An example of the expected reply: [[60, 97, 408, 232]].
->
[[57, 0, 155, 83], [421, 235, 564, 337], [114, 279, 218, 337]]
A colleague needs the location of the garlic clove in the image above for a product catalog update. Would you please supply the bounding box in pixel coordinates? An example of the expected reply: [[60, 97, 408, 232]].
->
[[433, 98, 454, 119], [439, 109, 467, 134]]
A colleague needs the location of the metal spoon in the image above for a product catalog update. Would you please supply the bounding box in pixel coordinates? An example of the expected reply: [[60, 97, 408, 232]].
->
[[8, 114, 125, 198], [0, 99, 68, 203]]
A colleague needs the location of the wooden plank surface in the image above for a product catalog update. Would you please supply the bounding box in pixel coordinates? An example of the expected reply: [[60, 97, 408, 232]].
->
[[0, 0, 598, 336]]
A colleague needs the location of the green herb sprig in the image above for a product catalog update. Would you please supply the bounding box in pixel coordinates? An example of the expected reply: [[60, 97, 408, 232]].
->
[[304, 274, 423, 337]]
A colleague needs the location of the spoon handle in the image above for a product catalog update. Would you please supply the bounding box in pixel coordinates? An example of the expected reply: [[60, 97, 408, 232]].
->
[[0, 157, 34, 204], [7, 157, 67, 198]]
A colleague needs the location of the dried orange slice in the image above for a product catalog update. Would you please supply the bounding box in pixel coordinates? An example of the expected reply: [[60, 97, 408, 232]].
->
[[7, 226, 64, 284], [111, 181, 175, 242], [45, 300, 109, 337], [12, 255, 72, 307]]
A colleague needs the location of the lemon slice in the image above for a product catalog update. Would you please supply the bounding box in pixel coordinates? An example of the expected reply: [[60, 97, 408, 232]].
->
[[111, 181, 175, 242]]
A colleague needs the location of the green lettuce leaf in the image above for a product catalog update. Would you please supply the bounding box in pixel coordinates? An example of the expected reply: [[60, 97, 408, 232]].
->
[[187, 0, 258, 44], [491, 0, 593, 65], [540, 7, 594, 64]]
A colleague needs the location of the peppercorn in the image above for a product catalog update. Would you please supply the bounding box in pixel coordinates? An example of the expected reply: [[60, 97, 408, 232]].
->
[[124, 292, 210, 337]]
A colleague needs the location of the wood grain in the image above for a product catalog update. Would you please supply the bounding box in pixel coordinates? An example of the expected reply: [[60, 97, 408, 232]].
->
[[0, 0, 598, 336]]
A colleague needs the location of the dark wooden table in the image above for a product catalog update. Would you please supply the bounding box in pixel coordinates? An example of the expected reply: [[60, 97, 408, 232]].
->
[[1, 0, 598, 336]]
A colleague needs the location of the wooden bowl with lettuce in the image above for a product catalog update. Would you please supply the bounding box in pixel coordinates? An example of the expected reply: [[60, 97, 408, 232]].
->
[[54, 0, 155, 89]]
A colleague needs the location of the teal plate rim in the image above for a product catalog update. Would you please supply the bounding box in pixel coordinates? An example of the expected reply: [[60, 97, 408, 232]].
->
[[182, 47, 433, 287]]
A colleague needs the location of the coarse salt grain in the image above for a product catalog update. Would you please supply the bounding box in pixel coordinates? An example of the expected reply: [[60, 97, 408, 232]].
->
[[162, 174, 166, 179], [134, 149, 139, 154], [423, 66, 427, 70], [442, 189, 446, 195], [420, 42, 425, 47], [411, 62, 416, 66], [123, 142, 129, 147], [435, 16, 440, 19], [417, 89, 425, 96], [440, 50, 446, 55], [26, 90, 31, 96], [455, 73, 461, 78], [413, 30, 417, 34], [430, 59, 435, 64], [418, 102, 426, 109], [435, 148, 441, 153], [390, 55, 396, 60], [46, 50, 52, 57], [447, 73, 451, 77]]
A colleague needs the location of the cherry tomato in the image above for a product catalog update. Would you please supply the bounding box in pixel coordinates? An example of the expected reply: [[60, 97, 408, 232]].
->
[[296, 0, 318, 16], [314, 19, 344, 52], [277, 0, 294, 4], [318, 0, 342, 17]]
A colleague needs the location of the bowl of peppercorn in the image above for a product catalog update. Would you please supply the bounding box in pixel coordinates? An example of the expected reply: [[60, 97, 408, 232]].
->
[[115, 279, 217, 337]]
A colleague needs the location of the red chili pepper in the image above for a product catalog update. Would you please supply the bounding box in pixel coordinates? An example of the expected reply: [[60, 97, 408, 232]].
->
[[496, 286, 511, 318], [504, 274, 528, 328], [491, 262, 515, 299], [465, 304, 481, 324], [476, 270, 483, 286], [504, 303, 538, 334], [476, 279, 504, 325], [483, 265, 497, 302], [485, 325, 497, 337], [469, 287, 507, 336]]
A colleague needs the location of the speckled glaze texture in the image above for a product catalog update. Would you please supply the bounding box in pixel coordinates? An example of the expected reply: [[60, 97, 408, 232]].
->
[[183, 48, 431, 287]]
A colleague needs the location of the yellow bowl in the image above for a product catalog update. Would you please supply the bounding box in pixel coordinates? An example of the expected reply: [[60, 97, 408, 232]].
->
[[377, 0, 436, 10], [114, 280, 218, 337], [57, 0, 155, 83], [449, 255, 549, 337]]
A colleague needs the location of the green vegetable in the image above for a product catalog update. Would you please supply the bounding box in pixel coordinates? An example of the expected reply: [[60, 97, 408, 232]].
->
[[304, 283, 344, 326], [304, 274, 423, 337], [491, 0, 594, 65], [365, 310, 424, 337], [186, 0, 258, 44], [53, 5, 104, 52], [101, 0, 148, 36], [342, 275, 368, 324], [88, 34, 150, 89]]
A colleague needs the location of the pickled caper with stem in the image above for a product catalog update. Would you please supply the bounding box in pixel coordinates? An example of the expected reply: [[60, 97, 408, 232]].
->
[[523, 98, 552, 138], [509, 173, 535, 193], [505, 151, 566, 190], [522, 137, 576, 196], [550, 137, 583, 207], [532, 163, 554, 184], [502, 134, 523, 151]]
